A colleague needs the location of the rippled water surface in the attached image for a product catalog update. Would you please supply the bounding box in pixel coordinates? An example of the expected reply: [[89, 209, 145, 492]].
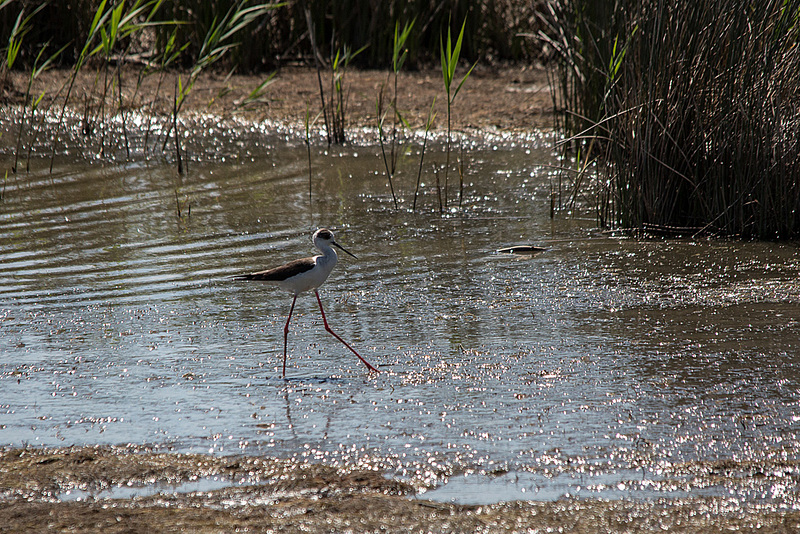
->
[[2, 129, 800, 505]]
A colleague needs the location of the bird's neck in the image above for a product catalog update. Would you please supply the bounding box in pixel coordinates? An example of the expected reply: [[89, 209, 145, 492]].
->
[[317, 246, 338, 264]]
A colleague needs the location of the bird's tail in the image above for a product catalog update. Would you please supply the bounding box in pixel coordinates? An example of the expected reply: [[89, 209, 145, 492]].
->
[[232, 272, 279, 281]]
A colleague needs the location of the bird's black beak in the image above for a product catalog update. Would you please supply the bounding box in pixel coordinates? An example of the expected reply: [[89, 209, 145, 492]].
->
[[332, 241, 357, 259]]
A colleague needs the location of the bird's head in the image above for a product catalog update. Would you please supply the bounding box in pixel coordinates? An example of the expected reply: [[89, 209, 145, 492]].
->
[[313, 228, 357, 259]]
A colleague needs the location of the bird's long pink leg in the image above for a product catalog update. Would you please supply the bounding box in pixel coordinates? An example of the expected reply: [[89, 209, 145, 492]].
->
[[314, 290, 379, 373], [283, 294, 298, 378]]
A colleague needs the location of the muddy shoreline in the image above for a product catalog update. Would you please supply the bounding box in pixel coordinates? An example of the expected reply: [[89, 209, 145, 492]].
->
[[3, 63, 554, 136], [0, 446, 798, 533]]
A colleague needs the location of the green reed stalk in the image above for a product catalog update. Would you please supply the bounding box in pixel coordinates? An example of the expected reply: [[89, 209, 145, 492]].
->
[[1, 2, 44, 92], [93, 1, 126, 158], [302, 4, 331, 145], [305, 103, 313, 208], [304, 101, 322, 215], [329, 44, 366, 144], [172, 77, 183, 173], [389, 20, 413, 183], [143, 27, 187, 158], [375, 87, 398, 208], [439, 18, 475, 212], [413, 97, 437, 213], [377, 20, 414, 209], [238, 72, 277, 108]]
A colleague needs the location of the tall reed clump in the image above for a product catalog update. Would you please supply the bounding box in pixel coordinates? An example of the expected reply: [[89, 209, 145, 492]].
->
[[543, 0, 800, 239]]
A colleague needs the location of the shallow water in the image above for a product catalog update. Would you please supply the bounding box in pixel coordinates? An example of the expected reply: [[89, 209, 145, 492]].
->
[[2, 125, 800, 506]]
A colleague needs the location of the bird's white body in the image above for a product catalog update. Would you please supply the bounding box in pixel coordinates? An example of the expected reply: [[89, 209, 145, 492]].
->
[[235, 228, 344, 295], [274, 241, 338, 295]]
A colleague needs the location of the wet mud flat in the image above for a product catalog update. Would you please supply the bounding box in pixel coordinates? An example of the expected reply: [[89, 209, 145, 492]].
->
[[1, 447, 798, 533], [4, 64, 554, 133]]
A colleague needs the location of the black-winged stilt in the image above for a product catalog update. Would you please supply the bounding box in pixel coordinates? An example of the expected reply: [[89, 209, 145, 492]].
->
[[234, 228, 379, 378]]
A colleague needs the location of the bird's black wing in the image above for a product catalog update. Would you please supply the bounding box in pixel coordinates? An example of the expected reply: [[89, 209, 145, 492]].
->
[[233, 257, 316, 281]]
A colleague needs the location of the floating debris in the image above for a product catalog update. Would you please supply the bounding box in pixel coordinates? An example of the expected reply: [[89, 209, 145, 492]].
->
[[497, 245, 547, 254]]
